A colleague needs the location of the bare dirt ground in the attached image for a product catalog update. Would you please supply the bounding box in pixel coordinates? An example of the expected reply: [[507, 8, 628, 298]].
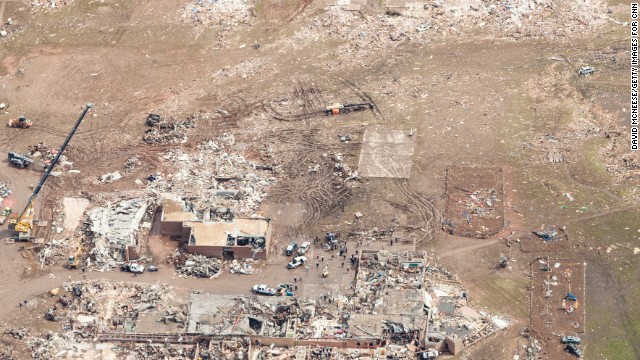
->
[[0, 0, 638, 359]]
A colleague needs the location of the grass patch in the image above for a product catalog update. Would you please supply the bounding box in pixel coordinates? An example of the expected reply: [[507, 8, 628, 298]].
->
[[571, 208, 640, 360], [473, 277, 529, 318], [572, 138, 611, 186]]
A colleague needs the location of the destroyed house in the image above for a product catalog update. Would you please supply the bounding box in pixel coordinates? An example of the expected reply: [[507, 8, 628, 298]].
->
[[183, 219, 271, 260], [160, 197, 271, 260]]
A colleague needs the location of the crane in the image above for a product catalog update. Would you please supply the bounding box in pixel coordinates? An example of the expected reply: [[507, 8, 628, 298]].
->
[[9, 104, 93, 237]]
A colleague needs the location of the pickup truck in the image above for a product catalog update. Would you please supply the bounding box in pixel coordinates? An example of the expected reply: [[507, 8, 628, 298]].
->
[[287, 256, 307, 269], [252, 284, 276, 296], [121, 263, 145, 274]]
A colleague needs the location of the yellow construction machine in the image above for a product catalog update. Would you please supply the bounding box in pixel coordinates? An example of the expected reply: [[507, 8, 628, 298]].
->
[[68, 245, 84, 269], [9, 104, 93, 239]]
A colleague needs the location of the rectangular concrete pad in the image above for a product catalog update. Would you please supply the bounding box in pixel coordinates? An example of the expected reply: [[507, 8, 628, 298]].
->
[[358, 128, 415, 178]]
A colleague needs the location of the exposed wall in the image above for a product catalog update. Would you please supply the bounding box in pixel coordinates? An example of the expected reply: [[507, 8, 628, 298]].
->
[[160, 221, 184, 236], [445, 336, 463, 355], [160, 211, 272, 259], [188, 246, 223, 258], [187, 245, 267, 260], [249, 336, 384, 349]]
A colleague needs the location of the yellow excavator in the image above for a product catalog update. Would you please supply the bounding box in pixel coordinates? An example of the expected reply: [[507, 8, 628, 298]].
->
[[68, 245, 84, 269], [9, 104, 93, 239]]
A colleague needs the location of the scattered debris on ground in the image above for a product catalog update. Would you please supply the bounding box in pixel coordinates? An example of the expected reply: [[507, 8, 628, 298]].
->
[[169, 250, 222, 278], [142, 115, 197, 145], [444, 166, 504, 238], [31, 0, 74, 9], [148, 135, 277, 217], [181, 0, 254, 42]]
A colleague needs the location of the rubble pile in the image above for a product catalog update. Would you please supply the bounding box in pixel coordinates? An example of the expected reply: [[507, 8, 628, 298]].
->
[[455, 188, 500, 220], [424, 264, 504, 347], [5, 328, 28, 339], [189, 292, 346, 339], [27, 142, 74, 172], [347, 228, 395, 244], [133, 344, 195, 359], [600, 148, 640, 182], [35, 239, 68, 266], [292, 1, 607, 61], [85, 199, 150, 270], [0, 182, 11, 204], [170, 250, 222, 278], [83, 280, 163, 306], [181, 0, 254, 37], [331, 152, 359, 183], [28, 142, 58, 162], [33, 280, 180, 334], [353, 250, 425, 313], [26, 331, 78, 359], [122, 156, 140, 174], [142, 116, 196, 145], [157, 308, 188, 327], [148, 136, 276, 217], [229, 259, 255, 275], [30, 0, 74, 8], [215, 58, 268, 79], [204, 339, 250, 359]]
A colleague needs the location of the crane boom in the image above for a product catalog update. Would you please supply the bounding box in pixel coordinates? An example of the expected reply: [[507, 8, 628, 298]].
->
[[11, 104, 93, 233]]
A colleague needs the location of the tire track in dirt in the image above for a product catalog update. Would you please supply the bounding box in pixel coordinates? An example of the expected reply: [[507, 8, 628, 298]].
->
[[368, 140, 440, 242], [191, 94, 263, 142], [70, 95, 164, 168], [338, 82, 440, 241], [262, 97, 325, 122], [268, 127, 361, 176], [339, 78, 384, 121], [260, 0, 312, 23], [284, 0, 313, 22], [269, 168, 351, 229]]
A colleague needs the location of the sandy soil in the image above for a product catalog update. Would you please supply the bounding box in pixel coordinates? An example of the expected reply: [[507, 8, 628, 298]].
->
[[0, 0, 637, 359]]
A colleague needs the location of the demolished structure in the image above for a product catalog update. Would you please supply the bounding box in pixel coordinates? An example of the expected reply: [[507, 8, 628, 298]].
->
[[160, 195, 272, 260], [86, 198, 150, 269]]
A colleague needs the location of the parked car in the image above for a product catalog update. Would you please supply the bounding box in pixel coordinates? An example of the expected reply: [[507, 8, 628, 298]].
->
[[276, 283, 294, 296], [288, 256, 307, 269], [285, 242, 298, 256], [121, 263, 145, 274], [147, 265, 158, 272], [252, 284, 276, 296], [578, 66, 594, 75], [566, 344, 582, 358], [297, 242, 310, 255], [561, 336, 581, 344], [276, 283, 293, 291], [419, 349, 439, 360]]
